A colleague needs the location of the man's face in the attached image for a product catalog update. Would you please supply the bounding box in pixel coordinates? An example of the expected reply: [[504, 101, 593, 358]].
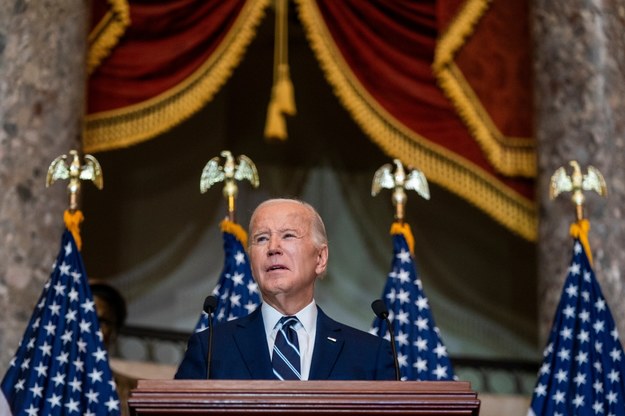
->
[[94, 295, 118, 349], [249, 201, 328, 310]]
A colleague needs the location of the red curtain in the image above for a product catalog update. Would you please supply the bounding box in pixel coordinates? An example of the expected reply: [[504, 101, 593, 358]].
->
[[84, 0, 270, 152], [296, 0, 535, 239], [85, 0, 536, 240]]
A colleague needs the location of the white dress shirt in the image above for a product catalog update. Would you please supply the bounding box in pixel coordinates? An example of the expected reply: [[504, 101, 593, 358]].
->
[[262, 300, 318, 380]]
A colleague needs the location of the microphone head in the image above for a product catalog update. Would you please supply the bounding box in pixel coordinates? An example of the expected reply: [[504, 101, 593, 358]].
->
[[203, 295, 218, 314], [371, 299, 389, 319]]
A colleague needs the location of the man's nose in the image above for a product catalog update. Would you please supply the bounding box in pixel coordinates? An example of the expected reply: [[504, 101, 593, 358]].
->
[[267, 236, 282, 254]]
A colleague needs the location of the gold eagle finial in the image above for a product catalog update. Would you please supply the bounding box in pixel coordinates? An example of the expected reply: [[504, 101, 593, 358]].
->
[[549, 160, 607, 220], [200, 150, 260, 221], [371, 159, 429, 222], [46, 149, 103, 211]]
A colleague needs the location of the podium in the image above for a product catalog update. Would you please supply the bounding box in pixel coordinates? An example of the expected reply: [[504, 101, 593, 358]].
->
[[128, 379, 480, 415]]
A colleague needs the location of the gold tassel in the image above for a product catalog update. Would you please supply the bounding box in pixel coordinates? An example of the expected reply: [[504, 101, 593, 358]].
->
[[64, 209, 85, 251], [264, 0, 296, 140], [390, 221, 415, 256], [570, 219, 593, 266], [276, 64, 296, 115], [264, 99, 287, 139], [220, 219, 249, 248]]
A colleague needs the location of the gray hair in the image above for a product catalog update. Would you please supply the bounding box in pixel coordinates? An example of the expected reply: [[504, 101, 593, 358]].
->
[[249, 198, 328, 248]]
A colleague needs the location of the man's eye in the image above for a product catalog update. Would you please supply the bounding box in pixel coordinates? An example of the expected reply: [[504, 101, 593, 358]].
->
[[255, 236, 268, 244]]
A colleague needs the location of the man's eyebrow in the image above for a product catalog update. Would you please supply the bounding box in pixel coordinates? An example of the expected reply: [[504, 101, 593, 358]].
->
[[251, 227, 302, 236], [279, 227, 301, 234]]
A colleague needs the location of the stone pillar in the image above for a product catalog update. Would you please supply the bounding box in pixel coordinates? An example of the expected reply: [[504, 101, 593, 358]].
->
[[533, 1, 625, 342], [0, 2, 88, 374]]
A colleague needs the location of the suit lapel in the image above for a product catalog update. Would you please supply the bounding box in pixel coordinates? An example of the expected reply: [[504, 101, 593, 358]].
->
[[309, 308, 343, 380], [233, 308, 273, 379]]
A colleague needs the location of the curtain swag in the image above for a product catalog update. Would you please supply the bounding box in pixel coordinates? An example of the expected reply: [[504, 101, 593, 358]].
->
[[85, 0, 536, 241]]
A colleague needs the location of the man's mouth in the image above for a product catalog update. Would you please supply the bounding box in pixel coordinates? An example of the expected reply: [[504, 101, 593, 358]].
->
[[267, 264, 288, 271]]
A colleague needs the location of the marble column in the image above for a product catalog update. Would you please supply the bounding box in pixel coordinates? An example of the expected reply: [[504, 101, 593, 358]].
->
[[533, 1, 625, 342], [0, 1, 88, 374]]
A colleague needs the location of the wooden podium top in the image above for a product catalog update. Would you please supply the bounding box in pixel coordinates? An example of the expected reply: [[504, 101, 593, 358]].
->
[[129, 379, 480, 415]]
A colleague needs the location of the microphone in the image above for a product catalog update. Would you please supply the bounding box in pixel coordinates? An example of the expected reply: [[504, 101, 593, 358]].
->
[[203, 295, 218, 379], [371, 299, 400, 381]]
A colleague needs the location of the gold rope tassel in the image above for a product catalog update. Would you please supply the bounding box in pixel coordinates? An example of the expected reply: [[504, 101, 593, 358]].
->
[[570, 219, 593, 266], [220, 219, 249, 248], [390, 221, 415, 256], [264, 0, 296, 141], [64, 209, 85, 251]]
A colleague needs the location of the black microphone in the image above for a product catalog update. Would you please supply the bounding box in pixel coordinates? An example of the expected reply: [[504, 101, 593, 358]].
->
[[203, 295, 218, 379], [371, 299, 400, 381]]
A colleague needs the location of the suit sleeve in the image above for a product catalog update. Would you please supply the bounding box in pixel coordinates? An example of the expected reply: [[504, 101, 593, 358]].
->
[[174, 331, 208, 379], [376, 337, 398, 380]]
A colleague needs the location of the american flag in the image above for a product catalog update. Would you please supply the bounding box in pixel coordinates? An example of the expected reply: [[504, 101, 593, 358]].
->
[[370, 222, 455, 381], [195, 220, 261, 332], [1, 229, 120, 416], [528, 235, 625, 415]]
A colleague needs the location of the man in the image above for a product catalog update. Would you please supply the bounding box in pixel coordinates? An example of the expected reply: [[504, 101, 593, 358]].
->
[[175, 198, 395, 380], [90, 280, 133, 416], [90, 280, 128, 351]]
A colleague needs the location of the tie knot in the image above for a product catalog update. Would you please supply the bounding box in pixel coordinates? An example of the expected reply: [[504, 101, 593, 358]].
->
[[279, 316, 298, 330]]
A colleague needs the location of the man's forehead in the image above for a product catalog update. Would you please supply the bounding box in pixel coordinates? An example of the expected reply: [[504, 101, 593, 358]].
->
[[251, 207, 310, 231]]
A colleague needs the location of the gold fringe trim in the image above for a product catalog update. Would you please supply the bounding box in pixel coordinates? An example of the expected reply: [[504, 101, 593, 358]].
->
[[220, 219, 249, 248], [87, 0, 130, 75], [264, 0, 296, 140], [570, 219, 593, 266], [84, 0, 272, 153], [433, 0, 535, 177], [295, 0, 537, 241], [64, 210, 85, 251], [390, 222, 415, 256]]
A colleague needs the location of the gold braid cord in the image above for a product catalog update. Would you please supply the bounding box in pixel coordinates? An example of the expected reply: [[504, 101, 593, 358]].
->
[[390, 222, 415, 256], [221, 219, 249, 248], [295, 0, 537, 241], [64, 210, 85, 251], [87, 0, 131, 75], [83, 0, 272, 153], [433, 0, 535, 177], [570, 219, 593, 266]]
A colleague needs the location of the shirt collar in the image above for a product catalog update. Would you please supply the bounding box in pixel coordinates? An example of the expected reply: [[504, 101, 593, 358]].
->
[[261, 300, 317, 334]]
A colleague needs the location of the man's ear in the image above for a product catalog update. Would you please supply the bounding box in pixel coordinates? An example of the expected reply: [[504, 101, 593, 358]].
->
[[315, 244, 329, 277]]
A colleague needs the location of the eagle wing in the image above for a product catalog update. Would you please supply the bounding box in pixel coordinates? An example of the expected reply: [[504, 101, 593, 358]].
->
[[200, 157, 225, 193], [371, 163, 394, 196], [549, 166, 573, 199], [80, 154, 103, 189], [234, 155, 260, 188], [46, 154, 69, 187], [583, 166, 607, 196], [405, 169, 430, 200]]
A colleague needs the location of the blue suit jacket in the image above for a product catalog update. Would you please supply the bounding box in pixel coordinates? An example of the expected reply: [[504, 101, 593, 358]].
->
[[175, 306, 396, 380]]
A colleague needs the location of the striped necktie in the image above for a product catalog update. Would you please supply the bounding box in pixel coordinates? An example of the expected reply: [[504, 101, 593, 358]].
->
[[272, 316, 301, 380]]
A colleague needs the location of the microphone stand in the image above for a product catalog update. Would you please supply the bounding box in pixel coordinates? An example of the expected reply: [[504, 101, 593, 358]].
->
[[203, 295, 218, 379], [371, 299, 401, 381]]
